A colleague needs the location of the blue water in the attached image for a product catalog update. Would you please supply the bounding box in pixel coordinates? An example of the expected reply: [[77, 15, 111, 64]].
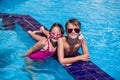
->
[[0, 0, 120, 80], [0, 24, 74, 80]]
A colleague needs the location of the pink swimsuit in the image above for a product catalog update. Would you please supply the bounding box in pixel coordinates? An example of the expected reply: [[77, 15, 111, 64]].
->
[[28, 39, 56, 60]]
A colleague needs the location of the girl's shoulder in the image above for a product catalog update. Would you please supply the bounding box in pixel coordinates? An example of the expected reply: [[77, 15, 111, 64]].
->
[[44, 38, 49, 43], [58, 36, 67, 42]]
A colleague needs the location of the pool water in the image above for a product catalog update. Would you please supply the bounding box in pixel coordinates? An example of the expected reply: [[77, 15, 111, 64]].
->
[[0, 24, 74, 80], [0, 0, 120, 80]]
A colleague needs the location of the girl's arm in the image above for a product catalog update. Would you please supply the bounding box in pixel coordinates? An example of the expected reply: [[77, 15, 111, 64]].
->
[[28, 26, 49, 41], [20, 39, 45, 57], [39, 26, 50, 38]]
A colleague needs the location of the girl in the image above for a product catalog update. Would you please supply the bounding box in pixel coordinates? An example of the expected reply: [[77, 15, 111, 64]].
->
[[20, 23, 64, 61], [20, 23, 64, 80]]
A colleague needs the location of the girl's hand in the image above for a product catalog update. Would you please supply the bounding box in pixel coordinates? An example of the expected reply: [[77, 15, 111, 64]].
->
[[28, 30, 39, 34], [78, 34, 84, 40], [19, 54, 27, 58]]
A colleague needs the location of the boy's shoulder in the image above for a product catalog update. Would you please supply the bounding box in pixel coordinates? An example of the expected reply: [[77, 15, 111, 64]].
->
[[58, 37, 67, 43]]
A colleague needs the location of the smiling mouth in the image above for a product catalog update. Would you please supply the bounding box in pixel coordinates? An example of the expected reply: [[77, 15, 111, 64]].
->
[[70, 33, 77, 36]]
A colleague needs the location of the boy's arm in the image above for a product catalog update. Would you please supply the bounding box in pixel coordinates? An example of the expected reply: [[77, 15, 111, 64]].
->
[[57, 38, 82, 64], [81, 38, 89, 55], [78, 35, 89, 55], [78, 35, 90, 61]]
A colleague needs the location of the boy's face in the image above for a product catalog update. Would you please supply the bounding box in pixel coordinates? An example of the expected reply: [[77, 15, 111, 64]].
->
[[66, 23, 80, 39]]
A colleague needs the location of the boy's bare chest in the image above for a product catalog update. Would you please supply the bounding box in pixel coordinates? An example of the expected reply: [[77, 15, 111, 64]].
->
[[64, 41, 81, 52]]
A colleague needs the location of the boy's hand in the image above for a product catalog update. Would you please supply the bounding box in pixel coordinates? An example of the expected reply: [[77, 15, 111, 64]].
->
[[80, 54, 90, 61]]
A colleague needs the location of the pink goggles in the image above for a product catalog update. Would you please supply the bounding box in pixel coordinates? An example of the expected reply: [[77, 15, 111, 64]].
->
[[49, 32, 62, 38]]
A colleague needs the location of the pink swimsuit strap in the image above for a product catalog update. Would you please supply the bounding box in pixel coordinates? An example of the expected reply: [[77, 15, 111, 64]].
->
[[47, 38, 56, 54], [37, 38, 49, 53], [28, 38, 56, 60]]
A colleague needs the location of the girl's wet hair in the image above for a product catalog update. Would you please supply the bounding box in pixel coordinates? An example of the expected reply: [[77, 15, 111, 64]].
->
[[50, 23, 64, 34], [65, 18, 81, 29]]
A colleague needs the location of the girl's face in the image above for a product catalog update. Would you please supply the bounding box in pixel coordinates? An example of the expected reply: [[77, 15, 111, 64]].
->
[[50, 26, 62, 42], [66, 23, 80, 39]]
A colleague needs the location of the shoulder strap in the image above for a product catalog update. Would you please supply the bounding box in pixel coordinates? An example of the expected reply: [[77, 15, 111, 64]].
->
[[46, 38, 50, 50]]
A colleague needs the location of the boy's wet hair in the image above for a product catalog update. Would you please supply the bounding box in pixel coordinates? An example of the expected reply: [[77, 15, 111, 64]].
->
[[65, 18, 81, 29], [50, 23, 64, 34]]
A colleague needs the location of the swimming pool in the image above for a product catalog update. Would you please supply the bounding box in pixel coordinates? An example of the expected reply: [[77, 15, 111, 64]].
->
[[0, 23, 75, 80], [0, 0, 120, 80]]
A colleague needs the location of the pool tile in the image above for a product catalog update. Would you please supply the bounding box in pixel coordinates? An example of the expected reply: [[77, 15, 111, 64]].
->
[[77, 75, 96, 80], [64, 61, 115, 80]]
